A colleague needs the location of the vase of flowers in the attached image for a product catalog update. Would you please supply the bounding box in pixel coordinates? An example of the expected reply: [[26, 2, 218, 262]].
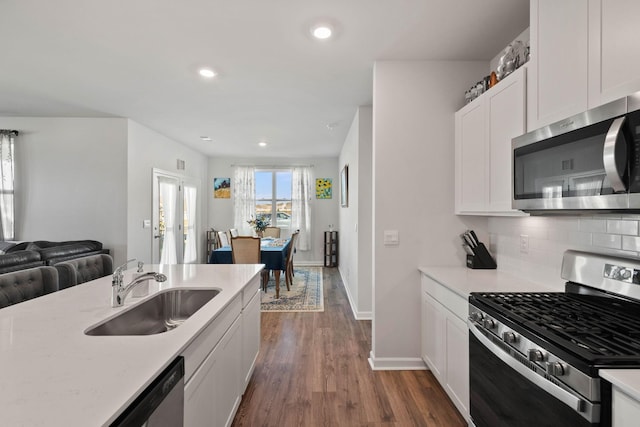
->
[[247, 216, 269, 237]]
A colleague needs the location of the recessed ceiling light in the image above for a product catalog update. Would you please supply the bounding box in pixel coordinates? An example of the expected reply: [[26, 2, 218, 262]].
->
[[311, 24, 333, 40], [258, 141, 267, 147], [200, 136, 212, 141], [198, 68, 216, 78]]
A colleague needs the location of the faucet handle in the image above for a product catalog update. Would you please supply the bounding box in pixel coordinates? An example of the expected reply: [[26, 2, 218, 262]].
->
[[113, 258, 137, 286], [137, 261, 144, 273]]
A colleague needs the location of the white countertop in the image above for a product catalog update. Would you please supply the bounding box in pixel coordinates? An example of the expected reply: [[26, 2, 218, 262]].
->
[[0, 263, 263, 427], [601, 370, 640, 401], [418, 266, 562, 298]]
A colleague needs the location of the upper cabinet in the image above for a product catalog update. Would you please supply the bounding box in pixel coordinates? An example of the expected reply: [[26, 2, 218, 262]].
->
[[588, 0, 640, 107], [455, 67, 527, 216], [528, 0, 640, 131], [527, 0, 589, 130]]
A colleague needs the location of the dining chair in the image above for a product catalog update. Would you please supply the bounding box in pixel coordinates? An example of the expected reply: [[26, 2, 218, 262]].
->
[[284, 231, 299, 289], [217, 231, 230, 247], [263, 226, 281, 238], [229, 228, 239, 238], [230, 236, 268, 289]]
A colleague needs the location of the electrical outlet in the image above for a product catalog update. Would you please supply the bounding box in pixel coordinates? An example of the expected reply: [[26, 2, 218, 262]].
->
[[520, 234, 529, 253]]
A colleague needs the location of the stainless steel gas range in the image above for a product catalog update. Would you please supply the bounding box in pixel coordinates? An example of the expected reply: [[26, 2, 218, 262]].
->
[[468, 250, 640, 427]]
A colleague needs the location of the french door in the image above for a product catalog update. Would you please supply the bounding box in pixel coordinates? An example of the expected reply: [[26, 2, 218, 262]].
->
[[152, 169, 200, 264]]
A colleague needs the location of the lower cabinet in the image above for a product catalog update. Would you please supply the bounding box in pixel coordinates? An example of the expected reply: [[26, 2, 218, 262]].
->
[[184, 316, 242, 427], [421, 274, 469, 421], [182, 277, 261, 427], [612, 386, 640, 427]]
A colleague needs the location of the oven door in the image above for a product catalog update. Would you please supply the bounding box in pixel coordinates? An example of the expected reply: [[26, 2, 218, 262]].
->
[[469, 323, 603, 427]]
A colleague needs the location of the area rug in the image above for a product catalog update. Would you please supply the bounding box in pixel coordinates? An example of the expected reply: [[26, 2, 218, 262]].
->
[[261, 267, 324, 312]]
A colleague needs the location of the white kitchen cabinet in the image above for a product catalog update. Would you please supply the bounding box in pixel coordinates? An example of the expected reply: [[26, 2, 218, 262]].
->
[[421, 273, 469, 421], [527, 0, 589, 130], [455, 67, 527, 216], [612, 386, 640, 427], [241, 284, 261, 390], [183, 276, 260, 427], [588, 0, 640, 107], [184, 316, 242, 427]]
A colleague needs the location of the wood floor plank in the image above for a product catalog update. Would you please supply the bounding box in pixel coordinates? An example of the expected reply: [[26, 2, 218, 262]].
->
[[232, 268, 466, 427]]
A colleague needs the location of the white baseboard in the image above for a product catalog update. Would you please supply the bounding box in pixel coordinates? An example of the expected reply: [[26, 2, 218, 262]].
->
[[368, 351, 427, 371], [338, 267, 372, 320]]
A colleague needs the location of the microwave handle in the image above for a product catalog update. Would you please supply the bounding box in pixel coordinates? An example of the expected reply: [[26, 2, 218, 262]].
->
[[603, 116, 628, 193]]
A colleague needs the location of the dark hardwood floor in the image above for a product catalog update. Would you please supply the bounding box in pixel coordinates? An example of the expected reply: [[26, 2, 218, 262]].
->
[[232, 267, 466, 427]]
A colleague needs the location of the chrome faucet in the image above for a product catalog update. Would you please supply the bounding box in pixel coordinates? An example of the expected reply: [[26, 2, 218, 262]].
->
[[111, 259, 167, 307]]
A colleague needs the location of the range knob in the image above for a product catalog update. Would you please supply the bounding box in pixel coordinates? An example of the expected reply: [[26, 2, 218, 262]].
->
[[502, 331, 518, 344], [622, 269, 632, 280], [482, 318, 497, 329], [470, 311, 484, 323], [546, 361, 568, 376], [527, 349, 545, 362]]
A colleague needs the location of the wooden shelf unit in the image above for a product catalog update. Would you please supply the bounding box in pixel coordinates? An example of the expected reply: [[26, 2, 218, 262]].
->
[[324, 231, 338, 267]]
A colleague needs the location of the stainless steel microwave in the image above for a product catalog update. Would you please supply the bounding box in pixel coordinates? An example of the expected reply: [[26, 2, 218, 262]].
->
[[512, 91, 640, 213]]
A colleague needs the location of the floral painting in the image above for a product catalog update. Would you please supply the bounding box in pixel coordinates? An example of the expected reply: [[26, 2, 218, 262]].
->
[[214, 178, 231, 199], [316, 178, 332, 199]]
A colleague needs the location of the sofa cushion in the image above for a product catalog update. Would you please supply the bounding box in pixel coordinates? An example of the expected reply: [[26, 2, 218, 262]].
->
[[0, 250, 42, 273], [55, 254, 113, 290], [0, 266, 58, 308]]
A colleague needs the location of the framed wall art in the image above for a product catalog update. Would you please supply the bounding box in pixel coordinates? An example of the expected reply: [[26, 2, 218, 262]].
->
[[213, 178, 231, 199], [316, 178, 332, 199], [340, 165, 349, 207]]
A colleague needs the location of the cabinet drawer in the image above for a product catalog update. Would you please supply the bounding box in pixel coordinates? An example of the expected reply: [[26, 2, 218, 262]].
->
[[241, 276, 260, 309], [182, 294, 242, 383], [421, 274, 468, 321]]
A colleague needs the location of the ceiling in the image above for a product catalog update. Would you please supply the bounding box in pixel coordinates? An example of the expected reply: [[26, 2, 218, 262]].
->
[[0, 0, 529, 158]]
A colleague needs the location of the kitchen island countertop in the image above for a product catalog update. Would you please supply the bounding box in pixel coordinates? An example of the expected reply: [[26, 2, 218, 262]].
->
[[0, 263, 263, 426]]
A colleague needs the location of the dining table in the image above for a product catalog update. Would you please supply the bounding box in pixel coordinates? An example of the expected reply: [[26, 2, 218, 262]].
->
[[209, 237, 291, 298]]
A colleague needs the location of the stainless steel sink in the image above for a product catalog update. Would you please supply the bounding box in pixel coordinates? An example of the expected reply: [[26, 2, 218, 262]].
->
[[85, 288, 220, 336]]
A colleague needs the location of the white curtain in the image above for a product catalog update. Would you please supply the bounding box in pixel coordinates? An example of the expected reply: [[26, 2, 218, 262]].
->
[[183, 185, 197, 263], [0, 131, 15, 241], [233, 166, 255, 236], [159, 179, 177, 264], [291, 167, 311, 250]]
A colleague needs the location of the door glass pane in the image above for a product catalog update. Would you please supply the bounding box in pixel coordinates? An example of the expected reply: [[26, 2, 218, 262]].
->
[[183, 185, 197, 263], [159, 178, 178, 264]]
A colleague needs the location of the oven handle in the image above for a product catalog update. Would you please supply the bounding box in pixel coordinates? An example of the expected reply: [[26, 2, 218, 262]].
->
[[603, 116, 628, 193], [468, 322, 585, 414]]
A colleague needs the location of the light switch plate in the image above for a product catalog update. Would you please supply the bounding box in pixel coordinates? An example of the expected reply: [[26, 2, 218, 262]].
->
[[143, 219, 151, 229], [384, 230, 399, 246]]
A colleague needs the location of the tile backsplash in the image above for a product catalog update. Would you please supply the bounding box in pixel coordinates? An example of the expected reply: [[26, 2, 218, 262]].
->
[[488, 215, 640, 289]]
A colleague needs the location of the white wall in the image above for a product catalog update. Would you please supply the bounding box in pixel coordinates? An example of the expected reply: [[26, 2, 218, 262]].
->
[[127, 120, 209, 264], [339, 106, 373, 319], [207, 157, 339, 264], [370, 61, 489, 369], [490, 214, 640, 289], [0, 117, 129, 264]]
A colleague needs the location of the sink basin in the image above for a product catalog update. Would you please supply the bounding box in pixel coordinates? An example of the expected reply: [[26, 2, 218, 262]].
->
[[85, 288, 220, 336]]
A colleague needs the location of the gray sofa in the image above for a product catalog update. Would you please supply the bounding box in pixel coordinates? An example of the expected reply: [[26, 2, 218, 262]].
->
[[0, 240, 109, 274], [0, 266, 58, 309]]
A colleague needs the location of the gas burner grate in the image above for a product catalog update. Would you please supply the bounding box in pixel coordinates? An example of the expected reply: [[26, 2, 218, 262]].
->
[[475, 292, 640, 362]]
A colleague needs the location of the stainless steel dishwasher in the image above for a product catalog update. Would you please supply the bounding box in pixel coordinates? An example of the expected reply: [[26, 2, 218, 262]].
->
[[110, 356, 184, 427]]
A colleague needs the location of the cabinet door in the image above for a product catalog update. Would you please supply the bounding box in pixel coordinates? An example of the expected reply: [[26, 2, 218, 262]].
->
[[588, 0, 640, 107], [528, 0, 588, 130], [487, 68, 526, 213], [612, 386, 640, 427], [445, 315, 470, 421], [184, 336, 222, 427], [184, 316, 242, 427], [422, 292, 446, 383], [242, 288, 261, 391], [455, 100, 487, 213]]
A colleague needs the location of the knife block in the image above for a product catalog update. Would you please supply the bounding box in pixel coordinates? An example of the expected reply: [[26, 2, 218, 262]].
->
[[466, 242, 497, 269]]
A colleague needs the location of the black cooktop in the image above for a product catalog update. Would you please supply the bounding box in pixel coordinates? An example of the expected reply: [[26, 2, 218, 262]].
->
[[470, 291, 640, 368]]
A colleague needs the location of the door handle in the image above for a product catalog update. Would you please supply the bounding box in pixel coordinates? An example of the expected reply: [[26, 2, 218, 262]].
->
[[154, 235, 161, 239], [603, 116, 628, 193]]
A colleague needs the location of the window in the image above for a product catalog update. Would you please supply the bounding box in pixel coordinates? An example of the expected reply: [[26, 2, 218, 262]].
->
[[255, 170, 292, 228], [0, 131, 16, 240]]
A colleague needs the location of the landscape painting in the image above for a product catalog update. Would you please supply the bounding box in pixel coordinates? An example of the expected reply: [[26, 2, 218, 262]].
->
[[214, 178, 231, 199]]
